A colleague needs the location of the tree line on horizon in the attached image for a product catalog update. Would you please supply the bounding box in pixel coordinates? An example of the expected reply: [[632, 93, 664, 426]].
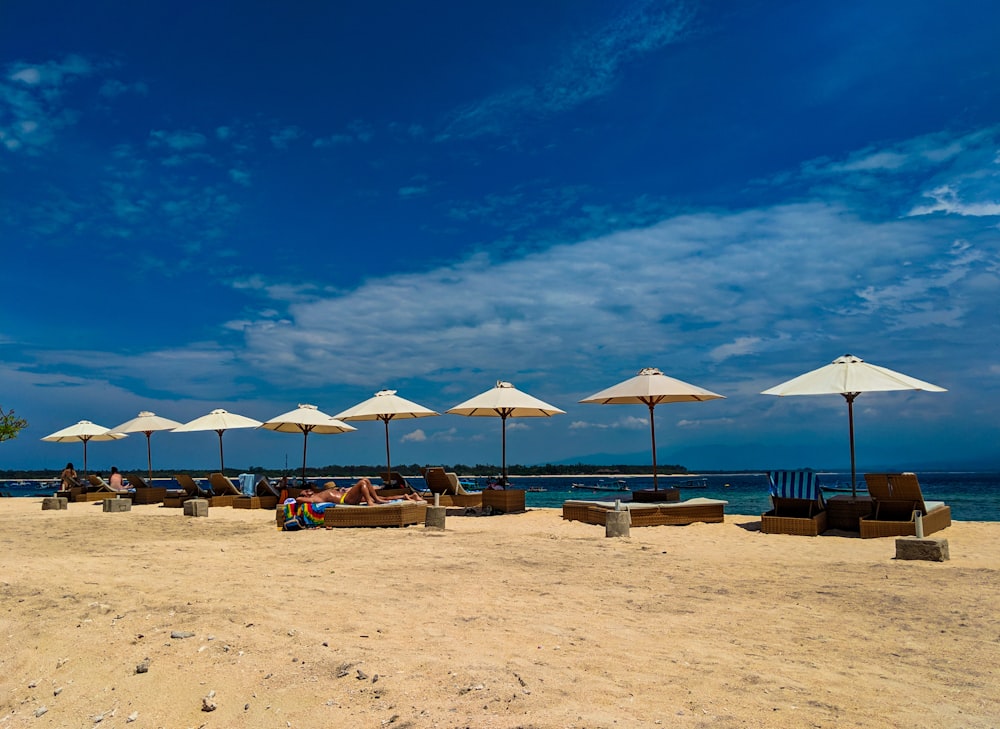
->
[[0, 462, 689, 480]]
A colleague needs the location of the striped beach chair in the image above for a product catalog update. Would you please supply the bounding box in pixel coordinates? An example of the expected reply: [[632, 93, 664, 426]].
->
[[761, 469, 827, 535]]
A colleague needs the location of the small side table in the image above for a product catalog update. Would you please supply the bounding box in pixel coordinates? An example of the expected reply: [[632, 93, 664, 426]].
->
[[482, 489, 526, 514], [826, 495, 873, 532]]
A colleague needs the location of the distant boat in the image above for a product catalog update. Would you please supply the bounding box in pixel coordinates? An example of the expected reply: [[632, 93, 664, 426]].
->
[[820, 484, 867, 493], [676, 478, 708, 489], [571, 479, 630, 492]]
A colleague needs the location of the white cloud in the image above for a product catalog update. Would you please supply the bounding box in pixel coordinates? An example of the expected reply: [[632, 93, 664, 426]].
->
[[709, 336, 764, 363], [149, 129, 208, 151], [0, 55, 95, 152], [313, 133, 354, 148], [398, 185, 428, 198], [229, 168, 252, 187], [401, 429, 427, 443], [441, 0, 692, 138], [99, 79, 148, 98], [270, 126, 302, 149], [908, 185, 1000, 217]]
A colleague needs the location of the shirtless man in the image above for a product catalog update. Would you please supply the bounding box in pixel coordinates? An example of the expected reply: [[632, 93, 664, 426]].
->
[[295, 477, 425, 506]]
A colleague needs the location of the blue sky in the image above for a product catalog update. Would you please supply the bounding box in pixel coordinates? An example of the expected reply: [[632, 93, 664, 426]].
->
[[2, 0, 998, 474]]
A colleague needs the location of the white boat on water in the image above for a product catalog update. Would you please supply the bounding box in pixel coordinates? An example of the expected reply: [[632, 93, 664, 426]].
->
[[676, 478, 709, 489], [570, 479, 630, 492]]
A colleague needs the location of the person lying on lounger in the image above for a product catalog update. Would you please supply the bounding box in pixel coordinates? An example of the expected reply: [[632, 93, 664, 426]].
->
[[295, 477, 425, 506]]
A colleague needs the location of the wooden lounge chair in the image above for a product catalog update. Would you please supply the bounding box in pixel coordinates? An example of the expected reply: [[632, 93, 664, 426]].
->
[[859, 473, 951, 538], [421, 467, 482, 508], [205, 473, 241, 507], [163, 474, 210, 507], [73, 475, 128, 502], [761, 469, 828, 536], [562, 497, 727, 527], [126, 474, 167, 504], [233, 476, 280, 509], [323, 501, 427, 528]]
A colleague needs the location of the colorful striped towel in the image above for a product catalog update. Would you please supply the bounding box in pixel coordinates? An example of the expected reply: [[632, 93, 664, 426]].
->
[[281, 501, 333, 530]]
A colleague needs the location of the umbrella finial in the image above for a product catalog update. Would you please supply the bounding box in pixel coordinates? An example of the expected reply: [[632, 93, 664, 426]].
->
[[138, 410, 156, 417], [496, 381, 514, 389], [374, 389, 397, 397], [835, 354, 863, 364], [298, 403, 318, 410], [637, 367, 663, 376]]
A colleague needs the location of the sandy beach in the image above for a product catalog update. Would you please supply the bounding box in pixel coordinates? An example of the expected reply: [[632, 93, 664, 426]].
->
[[1, 499, 997, 729]]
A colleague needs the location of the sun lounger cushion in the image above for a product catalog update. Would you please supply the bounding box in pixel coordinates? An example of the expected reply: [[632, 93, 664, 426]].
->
[[562, 497, 727, 527]]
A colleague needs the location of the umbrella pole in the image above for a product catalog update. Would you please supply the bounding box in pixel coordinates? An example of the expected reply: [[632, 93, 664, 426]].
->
[[82, 437, 89, 477], [648, 402, 658, 491], [383, 417, 392, 486], [845, 393, 858, 498], [301, 429, 309, 484], [217, 430, 225, 475], [501, 414, 508, 488], [145, 431, 153, 482]]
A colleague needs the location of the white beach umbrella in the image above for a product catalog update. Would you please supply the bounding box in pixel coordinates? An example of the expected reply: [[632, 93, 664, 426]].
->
[[41, 420, 127, 476], [761, 354, 946, 496], [261, 404, 356, 481], [580, 367, 724, 491], [334, 390, 439, 481], [447, 381, 565, 487], [172, 408, 263, 474], [111, 411, 183, 481]]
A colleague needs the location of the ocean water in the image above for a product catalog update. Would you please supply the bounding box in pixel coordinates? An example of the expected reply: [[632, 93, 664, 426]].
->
[[3, 471, 999, 522]]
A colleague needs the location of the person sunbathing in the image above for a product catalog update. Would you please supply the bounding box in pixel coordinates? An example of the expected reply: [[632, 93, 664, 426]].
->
[[295, 477, 424, 506]]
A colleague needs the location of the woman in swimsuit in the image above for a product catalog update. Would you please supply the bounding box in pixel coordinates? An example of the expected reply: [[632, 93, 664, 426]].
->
[[295, 477, 424, 506]]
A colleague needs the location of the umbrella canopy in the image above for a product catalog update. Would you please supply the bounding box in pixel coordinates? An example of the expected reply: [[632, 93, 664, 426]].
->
[[261, 404, 356, 481], [111, 411, 183, 481], [447, 381, 565, 486], [761, 353, 946, 496], [580, 367, 724, 490], [172, 408, 263, 473], [334, 390, 439, 482], [41, 420, 127, 475]]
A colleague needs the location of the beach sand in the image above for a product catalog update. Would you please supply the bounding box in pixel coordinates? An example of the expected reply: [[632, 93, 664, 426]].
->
[[1, 499, 997, 729]]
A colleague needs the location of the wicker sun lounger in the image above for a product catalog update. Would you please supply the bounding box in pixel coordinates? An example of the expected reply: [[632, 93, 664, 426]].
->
[[274, 497, 428, 528], [71, 475, 130, 502], [761, 469, 828, 536], [126, 474, 167, 504], [163, 474, 210, 507], [859, 472, 951, 538], [204, 472, 242, 507], [561, 497, 727, 527], [323, 501, 428, 528], [422, 467, 483, 508], [233, 477, 279, 509]]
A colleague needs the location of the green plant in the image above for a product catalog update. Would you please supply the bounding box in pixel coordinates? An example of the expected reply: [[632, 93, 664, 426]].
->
[[0, 407, 28, 442]]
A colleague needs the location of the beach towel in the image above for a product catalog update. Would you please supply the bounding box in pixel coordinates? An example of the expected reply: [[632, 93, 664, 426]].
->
[[239, 473, 256, 496], [281, 499, 333, 530]]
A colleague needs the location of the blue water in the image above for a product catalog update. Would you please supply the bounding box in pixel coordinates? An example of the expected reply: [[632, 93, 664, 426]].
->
[[4, 471, 999, 522]]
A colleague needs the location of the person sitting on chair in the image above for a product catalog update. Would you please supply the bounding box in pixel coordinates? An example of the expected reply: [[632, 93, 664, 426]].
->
[[108, 466, 129, 491], [60, 462, 82, 490], [295, 477, 425, 506]]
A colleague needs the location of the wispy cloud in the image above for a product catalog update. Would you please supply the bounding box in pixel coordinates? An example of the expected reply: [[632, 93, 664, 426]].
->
[[270, 125, 302, 150], [0, 55, 95, 152], [440, 0, 693, 139], [789, 126, 1000, 218], [149, 129, 209, 151]]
